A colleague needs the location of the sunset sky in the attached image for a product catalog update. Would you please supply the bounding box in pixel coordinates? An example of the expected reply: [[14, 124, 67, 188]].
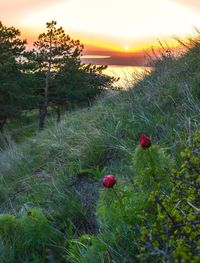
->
[[1, 0, 200, 65]]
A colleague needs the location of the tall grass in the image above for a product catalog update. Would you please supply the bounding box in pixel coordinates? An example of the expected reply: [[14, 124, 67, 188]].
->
[[0, 38, 199, 262]]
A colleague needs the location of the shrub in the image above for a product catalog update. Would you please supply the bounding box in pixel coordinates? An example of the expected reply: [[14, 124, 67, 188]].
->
[[73, 134, 199, 262], [139, 131, 200, 262], [19, 208, 53, 249], [134, 144, 171, 192], [77, 139, 171, 262], [0, 214, 18, 240], [0, 208, 56, 262]]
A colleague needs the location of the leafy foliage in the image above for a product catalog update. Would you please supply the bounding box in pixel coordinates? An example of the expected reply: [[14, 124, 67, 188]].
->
[[68, 132, 199, 263], [25, 21, 114, 127], [0, 21, 37, 132], [0, 208, 56, 262], [134, 145, 171, 192], [139, 132, 200, 262], [52, 62, 114, 110]]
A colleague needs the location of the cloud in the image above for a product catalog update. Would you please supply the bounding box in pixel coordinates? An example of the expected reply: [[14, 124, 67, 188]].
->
[[172, 0, 200, 10], [0, 0, 66, 22], [0, 0, 65, 10]]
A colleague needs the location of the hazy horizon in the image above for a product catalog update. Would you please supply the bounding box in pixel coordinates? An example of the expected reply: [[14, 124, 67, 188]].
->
[[1, 0, 200, 65]]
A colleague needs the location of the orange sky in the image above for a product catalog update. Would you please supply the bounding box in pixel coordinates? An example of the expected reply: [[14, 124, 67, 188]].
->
[[1, 0, 200, 64]]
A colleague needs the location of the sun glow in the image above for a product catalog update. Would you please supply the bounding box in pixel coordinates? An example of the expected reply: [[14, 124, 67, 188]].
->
[[124, 46, 129, 51], [1, 0, 200, 52]]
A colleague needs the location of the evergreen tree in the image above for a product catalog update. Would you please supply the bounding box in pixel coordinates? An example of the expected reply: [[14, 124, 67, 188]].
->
[[0, 21, 35, 132], [29, 21, 84, 129], [52, 61, 115, 122]]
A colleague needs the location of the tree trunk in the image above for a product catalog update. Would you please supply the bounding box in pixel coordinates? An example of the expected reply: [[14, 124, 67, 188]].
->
[[39, 105, 47, 130], [39, 28, 52, 130], [56, 105, 61, 123], [0, 116, 7, 133]]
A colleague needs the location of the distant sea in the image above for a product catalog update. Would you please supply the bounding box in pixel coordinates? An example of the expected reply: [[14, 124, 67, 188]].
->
[[103, 65, 152, 88], [81, 54, 151, 88]]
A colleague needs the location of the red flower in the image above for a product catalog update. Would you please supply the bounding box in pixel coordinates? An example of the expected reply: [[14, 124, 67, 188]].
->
[[102, 175, 116, 188], [140, 134, 151, 148]]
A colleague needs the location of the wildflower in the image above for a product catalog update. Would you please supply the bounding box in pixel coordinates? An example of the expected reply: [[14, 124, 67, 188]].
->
[[140, 134, 151, 148], [102, 175, 116, 188]]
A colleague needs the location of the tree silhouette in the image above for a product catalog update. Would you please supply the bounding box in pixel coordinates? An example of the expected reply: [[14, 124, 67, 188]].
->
[[30, 21, 84, 129], [0, 21, 33, 132]]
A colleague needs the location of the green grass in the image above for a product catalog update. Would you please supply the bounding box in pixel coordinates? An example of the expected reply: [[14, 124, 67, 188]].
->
[[1, 110, 58, 144], [0, 40, 200, 262]]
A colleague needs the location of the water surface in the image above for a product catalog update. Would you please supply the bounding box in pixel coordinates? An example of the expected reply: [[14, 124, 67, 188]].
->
[[104, 65, 151, 88]]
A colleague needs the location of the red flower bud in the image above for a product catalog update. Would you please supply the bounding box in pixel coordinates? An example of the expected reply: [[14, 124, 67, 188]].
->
[[140, 134, 151, 148], [102, 175, 116, 188]]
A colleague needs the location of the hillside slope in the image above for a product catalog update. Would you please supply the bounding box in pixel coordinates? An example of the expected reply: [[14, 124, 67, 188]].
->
[[0, 42, 199, 262]]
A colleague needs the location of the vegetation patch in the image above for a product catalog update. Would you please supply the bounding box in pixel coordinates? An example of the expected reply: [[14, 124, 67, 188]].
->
[[0, 26, 200, 262]]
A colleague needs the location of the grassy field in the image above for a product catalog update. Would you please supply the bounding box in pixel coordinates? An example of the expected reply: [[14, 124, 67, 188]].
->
[[0, 40, 199, 262]]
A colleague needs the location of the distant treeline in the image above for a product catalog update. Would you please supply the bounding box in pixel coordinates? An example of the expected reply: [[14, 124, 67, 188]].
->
[[0, 21, 116, 131]]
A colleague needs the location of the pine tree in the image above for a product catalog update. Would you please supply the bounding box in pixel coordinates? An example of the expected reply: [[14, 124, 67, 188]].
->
[[0, 21, 33, 132], [29, 21, 84, 129], [52, 62, 115, 122]]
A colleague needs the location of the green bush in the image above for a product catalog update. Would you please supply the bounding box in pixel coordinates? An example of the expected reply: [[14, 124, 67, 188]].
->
[[97, 185, 148, 228], [0, 208, 56, 262], [19, 208, 53, 249], [134, 145, 171, 192], [71, 133, 199, 263], [139, 132, 200, 262], [70, 141, 171, 262], [0, 214, 18, 240]]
